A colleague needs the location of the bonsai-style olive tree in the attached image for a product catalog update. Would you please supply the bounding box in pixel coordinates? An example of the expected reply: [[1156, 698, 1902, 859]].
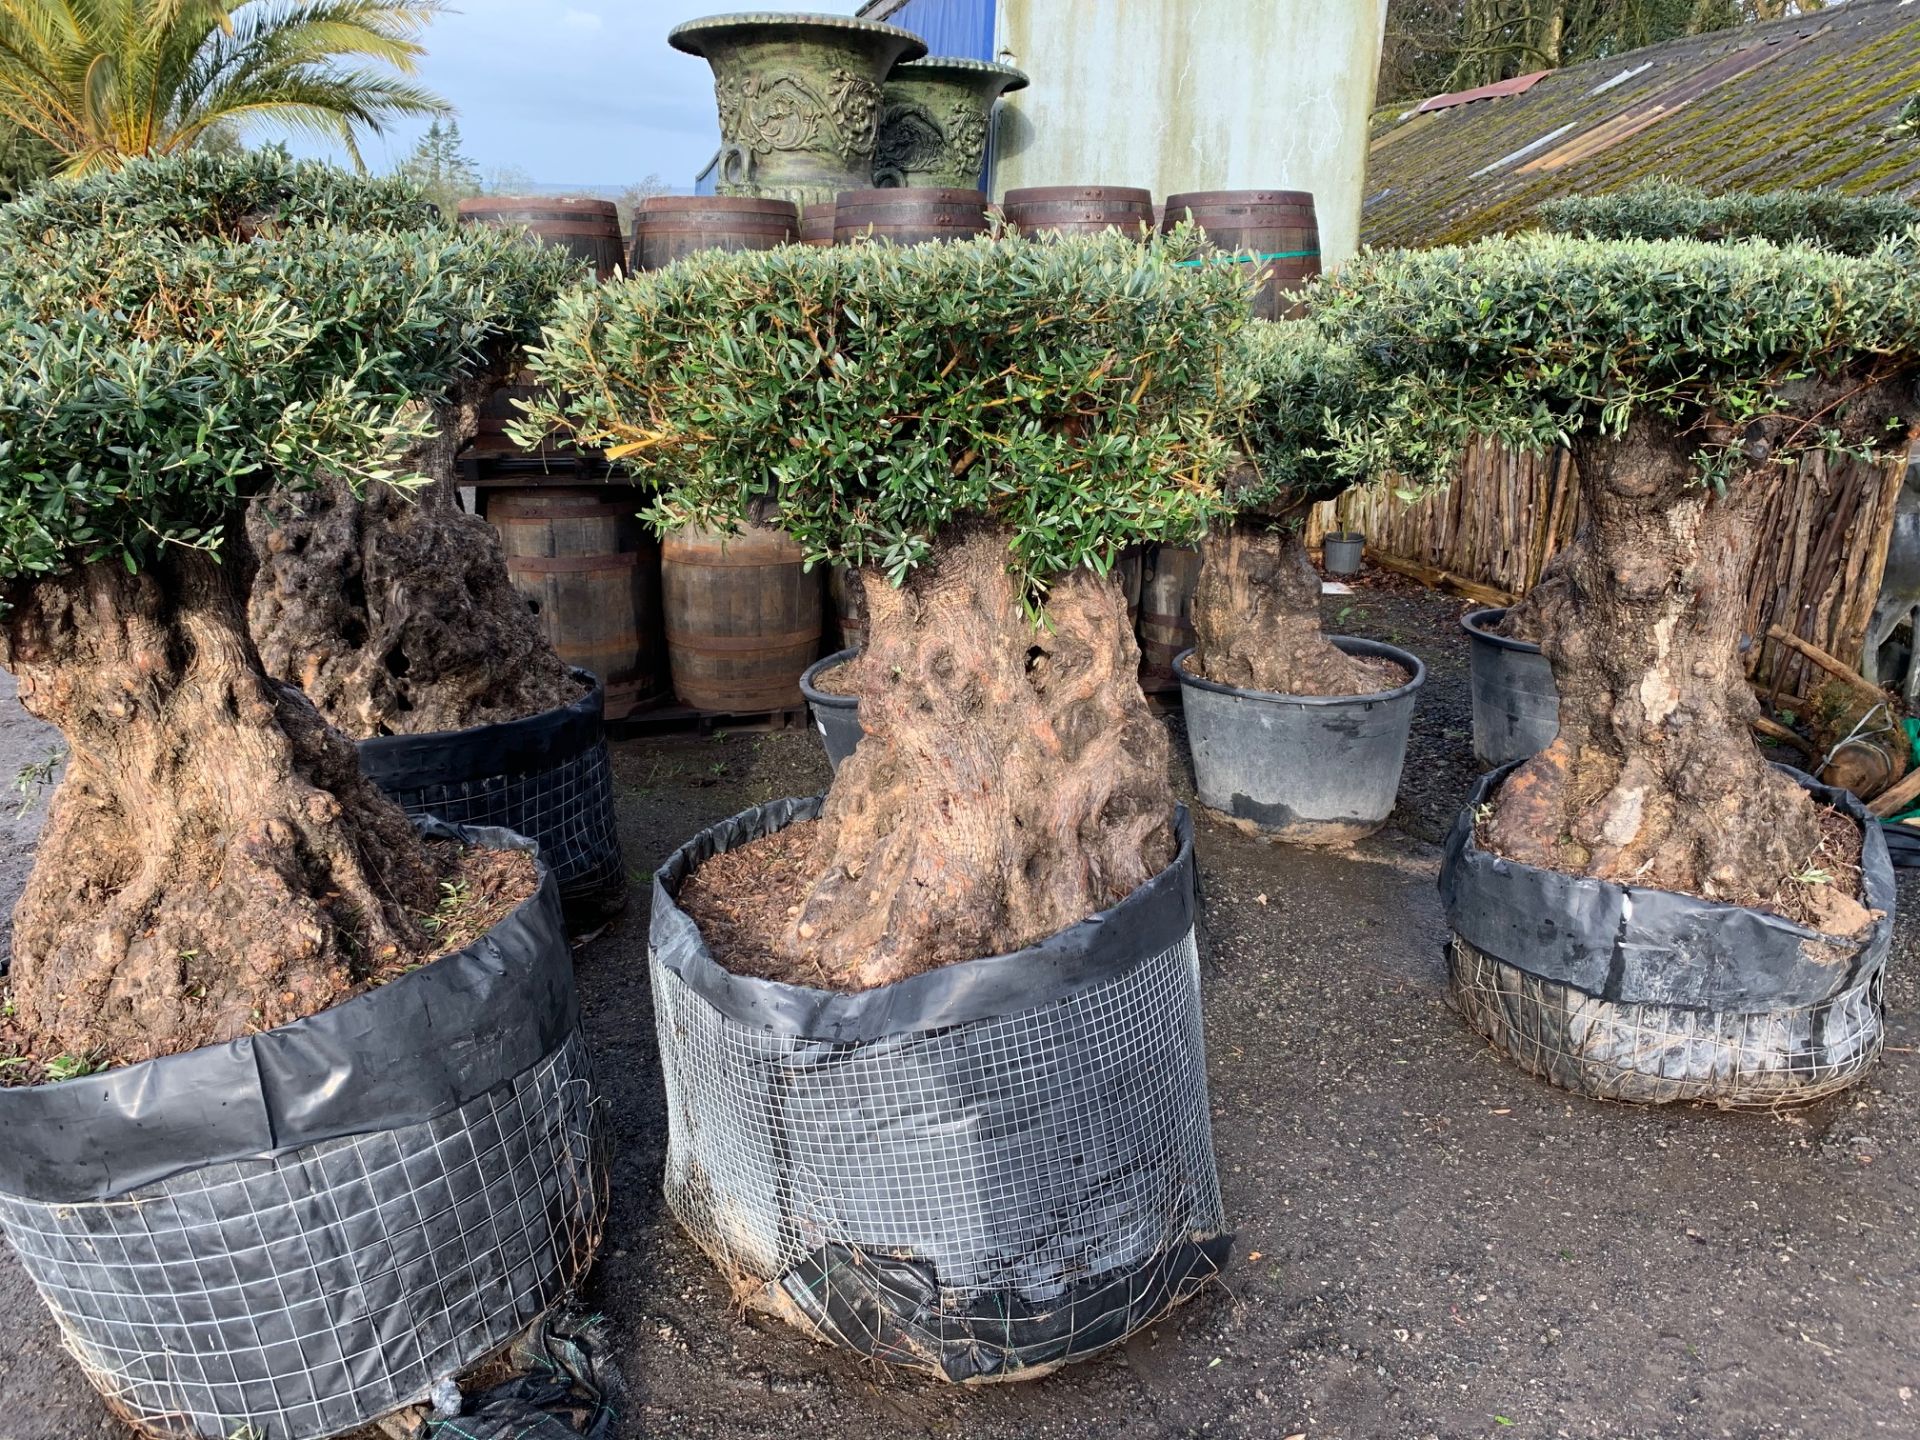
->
[[1187, 321, 1451, 696], [6, 153, 584, 739], [523, 231, 1250, 986], [1316, 233, 1920, 929], [0, 158, 576, 1069]]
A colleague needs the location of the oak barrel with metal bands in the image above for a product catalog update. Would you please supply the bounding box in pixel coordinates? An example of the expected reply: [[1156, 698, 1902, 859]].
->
[[834, 186, 988, 246], [800, 202, 837, 247], [661, 524, 824, 713], [630, 195, 799, 271], [1003, 185, 1154, 238], [456, 196, 625, 280], [1138, 544, 1203, 694], [1160, 189, 1321, 321], [488, 488, 663, 721]]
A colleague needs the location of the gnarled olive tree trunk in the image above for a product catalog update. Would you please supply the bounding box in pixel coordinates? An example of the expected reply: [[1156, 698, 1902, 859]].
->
[[1483, 424, 1870, 933], [248, 384, 578, 740], [784, 524, 1177, 988], [3, 552, 439, 1066], [1190, 518, 1397, 697]]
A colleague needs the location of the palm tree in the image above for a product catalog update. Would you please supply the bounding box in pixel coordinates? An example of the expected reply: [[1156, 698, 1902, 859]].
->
[[0, 1, 450, 175]]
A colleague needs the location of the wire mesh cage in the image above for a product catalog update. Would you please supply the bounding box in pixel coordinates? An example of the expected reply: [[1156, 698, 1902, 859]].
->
[[0, 1031, 606, 1440], [650, 799, 1230, 1382], [359, 672, 625, 920]]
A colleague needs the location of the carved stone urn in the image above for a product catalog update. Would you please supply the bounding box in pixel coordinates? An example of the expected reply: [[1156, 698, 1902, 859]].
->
[[670, 13, 926, 207], [875, 58, 1029, 189]]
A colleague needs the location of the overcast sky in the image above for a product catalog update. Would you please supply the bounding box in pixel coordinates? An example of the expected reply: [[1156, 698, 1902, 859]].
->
[[303, 1, 868, 190]]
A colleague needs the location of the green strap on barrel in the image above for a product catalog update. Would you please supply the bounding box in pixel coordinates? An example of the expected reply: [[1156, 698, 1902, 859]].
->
[[1174, 249, 1321, 267]]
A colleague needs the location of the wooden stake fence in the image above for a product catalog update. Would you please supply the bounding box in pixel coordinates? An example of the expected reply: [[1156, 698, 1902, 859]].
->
[[1307, 441, 1909, 705]]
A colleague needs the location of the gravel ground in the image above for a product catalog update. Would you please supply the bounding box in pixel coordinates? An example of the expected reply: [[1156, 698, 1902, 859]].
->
[[3, 571, 1918, 1440]]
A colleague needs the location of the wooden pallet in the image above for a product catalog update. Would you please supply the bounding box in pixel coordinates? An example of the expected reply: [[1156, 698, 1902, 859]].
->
[[610, 698, 813, 739]]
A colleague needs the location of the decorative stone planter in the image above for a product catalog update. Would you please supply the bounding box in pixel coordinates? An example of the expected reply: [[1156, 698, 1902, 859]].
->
[[0, 823, 606, 1440], [669, 12, 926, 207], [1442, 764, 1893, 1107], [875, 57, 1029, 189], [1174, 639, 1426, 845], [650, 799, 1229, 1381], [799, 647, 862, 770], [1461, 606, 1559, 768]]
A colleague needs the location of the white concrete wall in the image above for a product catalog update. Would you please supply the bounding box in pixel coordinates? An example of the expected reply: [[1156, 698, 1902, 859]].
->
[[990, 0, 1389, 264]]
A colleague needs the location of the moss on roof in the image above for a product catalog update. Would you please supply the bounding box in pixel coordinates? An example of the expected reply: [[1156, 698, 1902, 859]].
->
[[1363, 0, 1920, 251]]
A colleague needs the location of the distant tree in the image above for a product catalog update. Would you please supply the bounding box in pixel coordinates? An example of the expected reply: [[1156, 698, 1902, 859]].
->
[[614, 174, 671, 231], [0, 118, 54, 200], [0, 0, 450, 176], [1379, 0, 1830, 103], [396, 118, 481, 215]]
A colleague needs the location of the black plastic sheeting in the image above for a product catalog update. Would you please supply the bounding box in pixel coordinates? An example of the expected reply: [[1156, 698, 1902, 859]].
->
[[0, 821, 577, 1205], [653, 797, 1195, 1039], [1442, 763, 1893, 1012], [0, 822, 606, 1440], [650, 797, 1228, 1382], [359, 670, 626, 921]]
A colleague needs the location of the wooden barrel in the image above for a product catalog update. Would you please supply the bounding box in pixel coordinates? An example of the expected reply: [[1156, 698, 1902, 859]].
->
[[1003, 186, 1154, 237], [456, 196, 624, 280], [800, 202, 837, 247], [488, 488, 663, 720], [834, 187, 987, 246], [827, 565, 868, 651], [661, 524, 824, 713], [1137, 544, 1203, 693], [630, 195, 798, 271], [1159, 190, 1321, 321]]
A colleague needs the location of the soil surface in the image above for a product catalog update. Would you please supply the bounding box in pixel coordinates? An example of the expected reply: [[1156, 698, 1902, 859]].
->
[[4, 569, 1920, 1440]]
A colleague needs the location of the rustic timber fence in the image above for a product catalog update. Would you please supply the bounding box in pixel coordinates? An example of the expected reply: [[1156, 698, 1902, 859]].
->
[[1306, 439, 1910, 703]]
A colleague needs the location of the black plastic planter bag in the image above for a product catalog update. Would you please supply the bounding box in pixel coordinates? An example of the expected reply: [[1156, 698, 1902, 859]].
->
[[650, 798, 1230, 1383], [0, 823, 607, 1440], [1441, 764, 1894, 1106], [359, 671, 625, 921]]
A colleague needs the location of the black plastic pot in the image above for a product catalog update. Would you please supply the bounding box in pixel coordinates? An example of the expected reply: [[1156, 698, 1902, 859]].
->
[[0, 822, 607, 1440], [357, 669, 625, 922], [649, 799, 1229, 1382], [1461, 607, 1559, 767], [1174, 639, 1426, 844], [1441, 764, 1894, 1106], [798, 647, 861, 771]]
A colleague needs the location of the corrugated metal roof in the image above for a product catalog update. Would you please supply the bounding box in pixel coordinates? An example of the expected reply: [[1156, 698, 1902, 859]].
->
[[1363, 0, 1920, 250], [1416, 70, 1552, 114]]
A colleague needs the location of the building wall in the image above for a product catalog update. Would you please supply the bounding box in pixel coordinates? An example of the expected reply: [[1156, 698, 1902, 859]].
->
[[990, 0, 1389, 263], [861, 0, 996, 61]]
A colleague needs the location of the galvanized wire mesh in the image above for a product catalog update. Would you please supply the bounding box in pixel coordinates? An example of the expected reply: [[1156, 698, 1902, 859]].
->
[[0, 1031, 606, 1440], [650, 928, 1226, 1376], [1450, 936, 1885, 1107], [380, 737, 624, 915]]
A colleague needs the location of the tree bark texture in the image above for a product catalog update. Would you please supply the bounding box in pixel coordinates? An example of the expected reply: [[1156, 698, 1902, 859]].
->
[[784, 525, 1178, 988], [3, 553, 440, 1065], [1190, 521, 1403, 697], [1483, 425, 1872, 934], [248, 388, 579, 740]]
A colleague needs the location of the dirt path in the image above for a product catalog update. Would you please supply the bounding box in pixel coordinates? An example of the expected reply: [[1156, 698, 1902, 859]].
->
[[1, 576, 1916, 1440]]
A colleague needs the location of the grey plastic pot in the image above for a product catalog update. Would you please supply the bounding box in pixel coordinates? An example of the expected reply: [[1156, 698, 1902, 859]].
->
[[1323, 532, 1364, 576], [1461, 607, 1559, 768], [799, 647, 862, 771], [1174, 638, 1426, 845]]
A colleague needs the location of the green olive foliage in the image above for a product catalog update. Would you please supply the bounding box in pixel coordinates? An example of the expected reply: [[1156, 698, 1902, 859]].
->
[[1535, 177, 1918, 256], [0, 155, 580, 590], [1310, 232, 1920, 491], [519, 230, 1255, 591]]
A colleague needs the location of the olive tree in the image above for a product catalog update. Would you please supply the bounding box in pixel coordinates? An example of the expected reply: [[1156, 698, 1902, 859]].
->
[[522, 232, 1249, 985], [3, 153, 585, 736], [1317, 233, 1919, 927], [0, 158, 575, 1067]]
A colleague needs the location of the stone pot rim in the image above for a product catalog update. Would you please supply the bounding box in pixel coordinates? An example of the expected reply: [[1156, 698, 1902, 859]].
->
[[669, 11, 928, 61], [891, 56, 1031, 92]]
